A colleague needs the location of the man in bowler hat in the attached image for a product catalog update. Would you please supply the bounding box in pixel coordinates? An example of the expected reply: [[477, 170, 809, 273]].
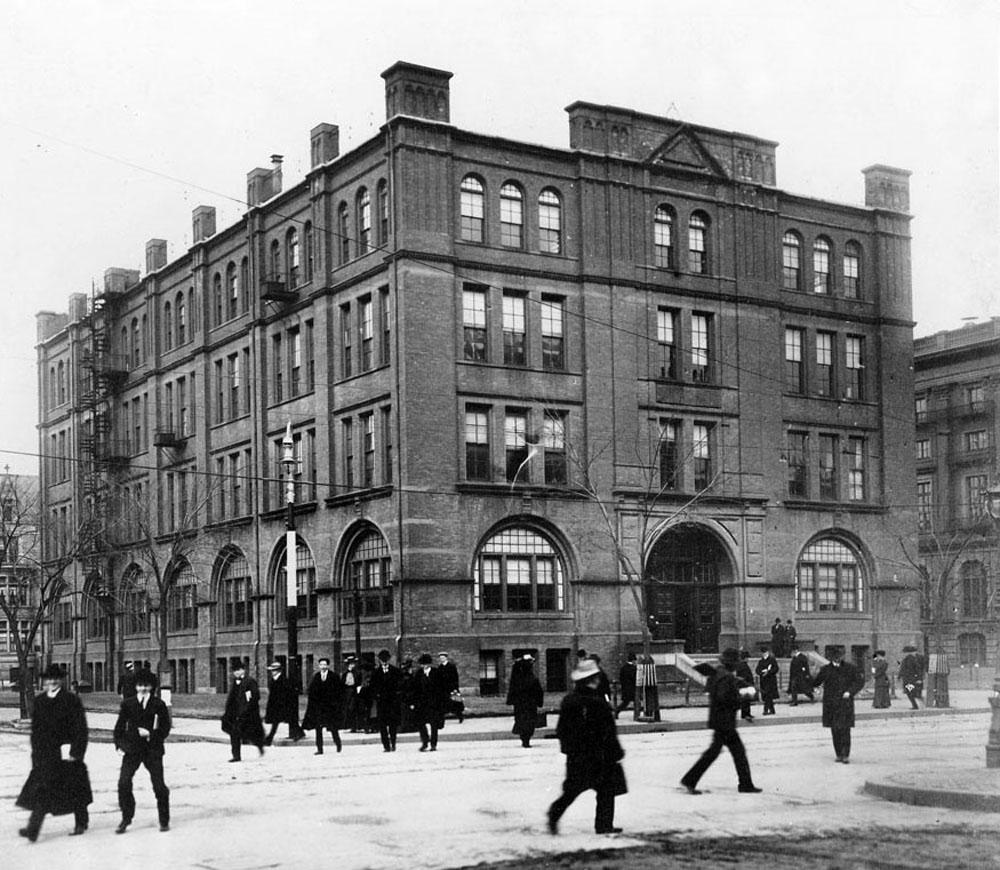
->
[[264, 660, 305, 744], [221, 663, 265, 761], [680, 648, 762, 795], [813, 645, 865, 762], [369, 649, 403, 751]]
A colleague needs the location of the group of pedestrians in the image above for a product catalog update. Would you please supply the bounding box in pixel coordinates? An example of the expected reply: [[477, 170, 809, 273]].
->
[[769, 617, 798, 657]]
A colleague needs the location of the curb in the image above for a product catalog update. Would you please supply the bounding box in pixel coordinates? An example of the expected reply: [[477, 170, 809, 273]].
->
[[863, 779, 1000, 813]]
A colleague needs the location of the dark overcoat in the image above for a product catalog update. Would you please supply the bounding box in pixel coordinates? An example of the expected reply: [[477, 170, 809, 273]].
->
[[369, 664, 404, 725], [113, 695, 172, 757], [264, 674, 300, 724], [618, 662, 637, 703], [302, 671, 344, 730], [755, 654, 780, 702], [787, 652, 812, 695], [506, 661, 544, 736], [406, 667, 448, 725], [872, 659, 891, 708], [813, 661, 865, 728], [437, 661, 460, 695], [222, 676, 265, 743], [555, 685, 626, 795], [17, 689, 93, 815], [706, 666, 741, 732]]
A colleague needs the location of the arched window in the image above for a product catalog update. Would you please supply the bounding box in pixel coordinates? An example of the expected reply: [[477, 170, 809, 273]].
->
[[226, 262, 238, 321], [959, 633, 987, 666], [131, 318, 141, 368], [272, 534, 317, 621], [164, 301, 173, 351], [500, 182, 524, 248], [286, 227, 300, 286], [270, 239, 281, 281], [239, 258, 250, 313], [654, 205, 674, 268], [782, 231, 802, 291], [460, 175, 485, 243], [344, 527, 393, 617], [962, 560, 988, 617], [218, 548, 253, 627], [338, 202, 350, 264], [357, 188, 371, 253], [212, 272, 223, 327], [377, 180, 389, 246], [795, 537, 864, 612], [168, 558, 198, 632], [122, 565, 148, 635], [176, 292, 186, 345], [688, 212, 708, 274], [813, 237, 831, 294], [303, 222, 314, 282], [538, 188, 562, 254], [474, 525, 566, 613], [57, 361, 66, 405], [843, 241, 862, 299]]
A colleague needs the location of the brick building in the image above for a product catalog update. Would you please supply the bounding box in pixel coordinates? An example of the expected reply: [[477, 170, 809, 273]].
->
[[36, 61, 918, 695], [913, 319, 1000, 687]]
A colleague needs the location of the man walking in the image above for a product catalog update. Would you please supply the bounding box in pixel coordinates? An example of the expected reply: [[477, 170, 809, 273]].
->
[[812, 645, 865, 763], [755, 646, 779, 715], [341, 656, 363, 732], [117, 660, 138, 699], [221, 663, 265, 762], [616, 652, 637, 718], [264, 661, 305, 744], [113, 670, 171, 833], [408, 653, 447, 751], [547, 657, 626, 835], [302, 657, 344, 754], [369, 649, 403, 752], [437, 651, 463, 724], [680, 648, 762, 795], [735, 649, 756, 722], [787, 645, 814, 705], [898, 645, 925, 710]]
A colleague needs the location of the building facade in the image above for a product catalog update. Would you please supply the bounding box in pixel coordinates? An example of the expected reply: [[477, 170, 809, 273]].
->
[[913, 319, 1000, 687], [0, 473, 42, 687], [36, 61, 918, 696]]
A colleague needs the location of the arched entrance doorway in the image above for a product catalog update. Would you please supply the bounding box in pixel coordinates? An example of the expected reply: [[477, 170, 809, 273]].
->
[[644, 523, 729, 653]]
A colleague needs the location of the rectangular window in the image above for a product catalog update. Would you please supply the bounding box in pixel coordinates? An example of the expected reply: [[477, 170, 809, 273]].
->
[[304, 321, 315, 392], [915, 396, 927, 423], [967, 384, 986, 412], [505, 411, 529, 483], [165, 382, 175, 433], [843, 250, 860, 298], [693, 423, 712, 490], [229, 453, 241, 516], [965, 475, 988, 520], [542, 411, 567, 485], [465, 407, 490, 481], [787, 431, 808, 498], [819, 434, 838, 501], [916, 438, 931, 460], [359, 297, 374, 371], [228, 353, 239, 420], [917, 478, 933, 531], [272, 334, 283, 403], [342, 419, 354, 490], [341, 305, 352, 377], [541, 297, 565, 370], [847, 437, 865, 501], [658, 420, 679, 490], [178, 378, 189, 436], [688, 220, 706, 273], [657, 308, 677, 379], [215, 457, 226, 520], [379, 288, 391, 366], [965, 430, 989, 452], [844, 336, 864, 400], [784, 327, 804, 393], [289, 328, 302, 397], [133, 396, 142, 453], [362, 413, 375, 488], [691, 314, 711, 383], [507, 558, 533, 611], [816, 331, 834, 397], [502, 294, 526, 366], [462, 288, 487, 362], [813, 244, 830, 293], [381, 406, 393, 484], [213, 361, 224, 424]]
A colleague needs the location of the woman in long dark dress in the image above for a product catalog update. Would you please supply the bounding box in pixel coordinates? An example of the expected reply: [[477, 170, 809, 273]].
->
[[17, 664, 93, 842], [872, 649, 891, 708], [506, 654, 544, 748]]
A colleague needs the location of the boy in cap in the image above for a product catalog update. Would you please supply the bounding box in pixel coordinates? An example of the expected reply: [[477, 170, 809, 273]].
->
[[113, 670, 171, 833], [812, 645, 864, 762], [547, 657, 626, 835], [680, 648, 762, 795]]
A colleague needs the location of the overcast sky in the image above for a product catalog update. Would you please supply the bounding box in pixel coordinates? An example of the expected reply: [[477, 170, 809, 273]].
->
[[1, 0, 997, 475]]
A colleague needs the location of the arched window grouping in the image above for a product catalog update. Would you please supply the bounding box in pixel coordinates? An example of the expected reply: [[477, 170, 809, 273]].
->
[[218, 548, 253, 628], [474, 525, 566, 613], [168, 558, 198, 632], [272, 534, 317, 621], [795, 537, 864, 613], [344, 527, 393, 618], [782, 230, 864, 298], [122, 565, 148, 635]]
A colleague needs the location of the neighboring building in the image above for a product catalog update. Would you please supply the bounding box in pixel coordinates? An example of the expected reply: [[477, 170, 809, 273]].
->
[[35, 61, 917, 696], [913, 319, 1000, 687], [0, 472, 41, 686]]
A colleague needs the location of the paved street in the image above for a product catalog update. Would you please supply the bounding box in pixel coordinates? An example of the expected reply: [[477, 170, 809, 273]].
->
[[2, 705, 998, 869]]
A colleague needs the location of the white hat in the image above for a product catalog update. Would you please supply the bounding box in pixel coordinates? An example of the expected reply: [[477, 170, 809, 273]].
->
[[570, 658, 600, 682]]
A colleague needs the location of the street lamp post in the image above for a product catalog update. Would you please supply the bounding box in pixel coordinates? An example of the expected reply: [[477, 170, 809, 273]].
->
[[982, 485, 1000, 767], [281, 422, 299, 692]]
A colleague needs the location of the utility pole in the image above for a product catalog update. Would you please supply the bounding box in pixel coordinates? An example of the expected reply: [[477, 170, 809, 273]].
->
[[281, 422, 299, 691]]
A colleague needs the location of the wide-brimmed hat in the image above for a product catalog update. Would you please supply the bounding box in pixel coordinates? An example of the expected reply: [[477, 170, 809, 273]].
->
[[571, 658, 600, 682], [134, 670, 156, 687], [417, 653, 433, 665], [377, 649, 392, 662], [902, 645, 918, 653], [719, 648, 740, 668], [40, 664, 64, 681], [267, 661, 283, 671]]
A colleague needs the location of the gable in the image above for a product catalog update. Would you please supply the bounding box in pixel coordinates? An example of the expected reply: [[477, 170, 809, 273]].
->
[[649, 128, 728, 178]]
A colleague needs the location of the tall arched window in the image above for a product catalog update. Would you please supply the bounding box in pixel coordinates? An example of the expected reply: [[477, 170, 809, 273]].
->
[[168, 558, 198, 632], [303, 222, 314, 282], [795, 537, 864, 612], [654, 205, 674, 268], [240, 258, 250, 313], [688, 212, 708, 274], [377, 180, 389, 246], [460, 175, 485, 242], [357, 188, 371, 253], [344, 527, 393, 618], [272, 535, 317, 621], [85, 580, 109, 638], [338, 203, 350, 264], [226, 262, 238, 321], [131, 318, 141, 368], [813, 237, 831, 294], [962, 560, 988, 617], [500, 182, 524, 248], [286, 227, 300, 286], [538, 188, 562, 254], [163, 301, 173, 351], [213, 272, 223, 327], [122, 565, 148, 635], [474, 525, 566, 613], [782, 231, 802, 290], [176, 292, 186, 345], [843, 241, 862, 299], [218, 548, 253, 627]]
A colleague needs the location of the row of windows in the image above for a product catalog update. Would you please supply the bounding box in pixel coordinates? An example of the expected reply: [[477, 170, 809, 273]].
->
[[784, 328, 866, 400], [459, 176, 564, 254], [267, 428, 318, 508], [651, 206, 711, 274], [462, 286, 565, 370], [915, 384, 990, 423], [917, 474, 989, 528], [655, 308, 714, 383], [340, 289, 391, 378], [786, 431, 868, 502], [464, 406, 567, 486], [782, 233, 863, 297], [46, 361, 69, 410], [338, 181, 389, 264], [46, 430, 71, 483], [338, 409, 393, 493], [213, 449, 254, 523]]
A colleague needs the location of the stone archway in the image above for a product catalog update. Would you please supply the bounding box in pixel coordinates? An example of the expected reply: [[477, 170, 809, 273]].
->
[[644, 523, 732, 653]]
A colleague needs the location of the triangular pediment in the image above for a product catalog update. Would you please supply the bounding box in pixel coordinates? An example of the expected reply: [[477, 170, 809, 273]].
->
[[649, 128, 728, 178]]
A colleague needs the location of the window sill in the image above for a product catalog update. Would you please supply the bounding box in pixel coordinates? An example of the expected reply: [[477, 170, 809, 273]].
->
[[473, 611, 573, 620], [267, 390, 317, 410], [325, 485, 393, 508], [781, 499, 886, 514]]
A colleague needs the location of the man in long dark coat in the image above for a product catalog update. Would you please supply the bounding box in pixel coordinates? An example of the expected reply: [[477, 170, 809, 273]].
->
[[302, 657, 344, 754], [113, 669, 171, 833], [117, 660, 137, 699], [755, 646, 780, 715], [735, 649, 756, 721], [17, 664, 93, 842], [221, 663, 265, 761], [264, 661, 305, 744], [407, 653, 448, 751], [437, 651, 463, 723], [770, 618, 786, 657], [369, 648, 403, 752], [898, 645, 925, 710], [506, 653, 544, 748], [680, 648, 762, 795], [615, 652, 637, 718], [813, 645, 865, 762], [787, 645, 814, 705], [547, 657, 626, 835]]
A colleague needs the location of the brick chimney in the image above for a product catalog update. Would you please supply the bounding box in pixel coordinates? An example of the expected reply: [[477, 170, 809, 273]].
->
[[310, 123, 340, 168], [192, 206, 217, 243], [146, 238, 167, 273], [104, 267, 140, 295], [246, 156, 283, 207], [862, 165, 911, 212], [381, 61, 452, 123], [68, 293, 89, 322]]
